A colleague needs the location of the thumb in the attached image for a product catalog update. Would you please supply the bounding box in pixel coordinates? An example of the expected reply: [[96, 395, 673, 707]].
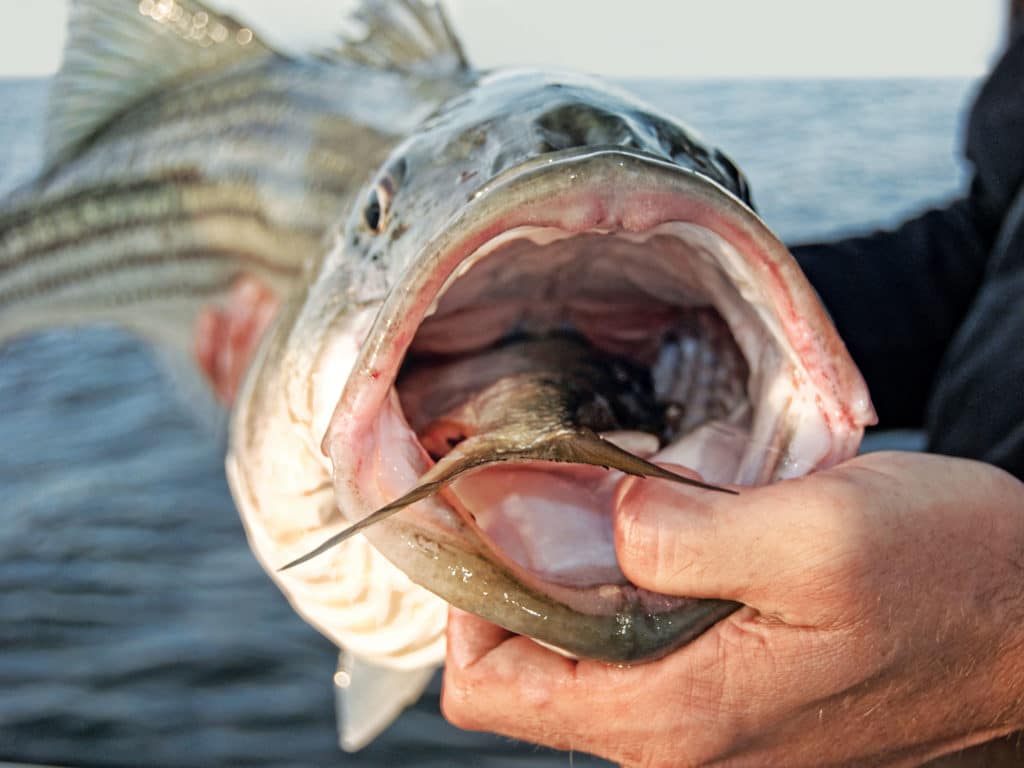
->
[[613, 464, 858, 607]]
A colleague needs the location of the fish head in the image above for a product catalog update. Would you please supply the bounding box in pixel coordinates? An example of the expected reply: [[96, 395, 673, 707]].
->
[[231, 70, 876, 666]]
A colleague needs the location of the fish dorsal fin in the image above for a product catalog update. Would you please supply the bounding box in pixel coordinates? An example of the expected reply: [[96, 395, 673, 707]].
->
[[45, 0, 276, 167], [323, 0, 469, 77]]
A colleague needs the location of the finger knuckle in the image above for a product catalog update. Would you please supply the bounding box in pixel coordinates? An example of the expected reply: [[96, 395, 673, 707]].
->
[[439, 677, 482, 730], [615, 494, 656, 573]]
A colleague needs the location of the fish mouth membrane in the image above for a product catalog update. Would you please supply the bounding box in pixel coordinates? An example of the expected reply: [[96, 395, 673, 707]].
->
[[323, 149, 873, 661]]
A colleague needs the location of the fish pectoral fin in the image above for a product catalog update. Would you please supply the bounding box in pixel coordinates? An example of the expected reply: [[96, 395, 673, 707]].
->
[[539, 430, 739, 496]]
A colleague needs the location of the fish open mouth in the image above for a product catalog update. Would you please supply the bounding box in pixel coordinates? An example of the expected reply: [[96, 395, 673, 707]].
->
[[317, 148, 874, 661]]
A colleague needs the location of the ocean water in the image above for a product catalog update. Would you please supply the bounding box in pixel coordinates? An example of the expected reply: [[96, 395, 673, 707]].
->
[[0, 76, 974, 767]]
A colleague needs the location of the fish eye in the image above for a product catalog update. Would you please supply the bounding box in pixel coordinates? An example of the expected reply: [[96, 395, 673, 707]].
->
[[363, 182, 392, 234], [363, 188, 384, 232], [362, 159, 406, 235]]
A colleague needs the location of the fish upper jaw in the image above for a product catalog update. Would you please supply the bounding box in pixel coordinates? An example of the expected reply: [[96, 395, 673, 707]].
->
[[316, 148, 875, 661]]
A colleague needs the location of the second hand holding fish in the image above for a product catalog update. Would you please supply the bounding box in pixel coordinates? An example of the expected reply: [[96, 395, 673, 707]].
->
[[442, 452, 1024, 766]]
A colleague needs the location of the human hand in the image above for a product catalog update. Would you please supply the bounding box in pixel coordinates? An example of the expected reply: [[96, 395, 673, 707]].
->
[[442, 452, 1024, 767]]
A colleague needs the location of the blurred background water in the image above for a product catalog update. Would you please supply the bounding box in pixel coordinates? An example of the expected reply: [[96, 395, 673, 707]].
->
[[0, 76, 973, 766]]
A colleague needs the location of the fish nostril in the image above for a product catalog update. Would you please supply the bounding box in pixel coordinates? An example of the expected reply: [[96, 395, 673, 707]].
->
[[644, 118, 752, 205], [490, 150, 514, 176], [711, 148, 754, 206], [650, 120, 710, 169]]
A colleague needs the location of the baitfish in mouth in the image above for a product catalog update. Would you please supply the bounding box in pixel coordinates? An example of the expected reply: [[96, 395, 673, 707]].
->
[[280, 332, 737, 572]]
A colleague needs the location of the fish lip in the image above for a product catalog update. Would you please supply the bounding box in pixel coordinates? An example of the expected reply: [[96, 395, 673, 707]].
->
[[326, 147, 874, 451]]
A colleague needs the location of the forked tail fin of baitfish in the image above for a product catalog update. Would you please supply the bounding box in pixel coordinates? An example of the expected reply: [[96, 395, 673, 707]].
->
[[279, 429, 736, 571]]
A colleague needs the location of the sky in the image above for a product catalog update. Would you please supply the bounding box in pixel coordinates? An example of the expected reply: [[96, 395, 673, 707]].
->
[[0, 0, 1008, 79]]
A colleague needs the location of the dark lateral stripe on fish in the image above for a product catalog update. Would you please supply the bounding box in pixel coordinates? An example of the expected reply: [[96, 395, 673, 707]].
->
[[82, 114, 387, 178], [21, 274, 245, 313], [104, 112, 380, 158], [70, 275, 239, 308], [0, 192, 323, 276], [101, 90, 383, 145], [1, 169, 352, 252], [38, 146, 366, 204], [49, 70, 395, 178], [0, 247, 302, 308], [108, 66, 358, 128], [5, 166, 356, 232], [0, 172, 202, 229], [0, 205, 326, 275]]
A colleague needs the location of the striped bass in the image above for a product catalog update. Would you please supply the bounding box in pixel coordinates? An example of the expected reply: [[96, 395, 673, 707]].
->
[[0, 0, 876, 752]]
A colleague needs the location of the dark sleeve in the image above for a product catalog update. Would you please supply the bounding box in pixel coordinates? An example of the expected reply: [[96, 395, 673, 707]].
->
[[790, 32, 1024, 430], [791, 201, 989, 429]]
